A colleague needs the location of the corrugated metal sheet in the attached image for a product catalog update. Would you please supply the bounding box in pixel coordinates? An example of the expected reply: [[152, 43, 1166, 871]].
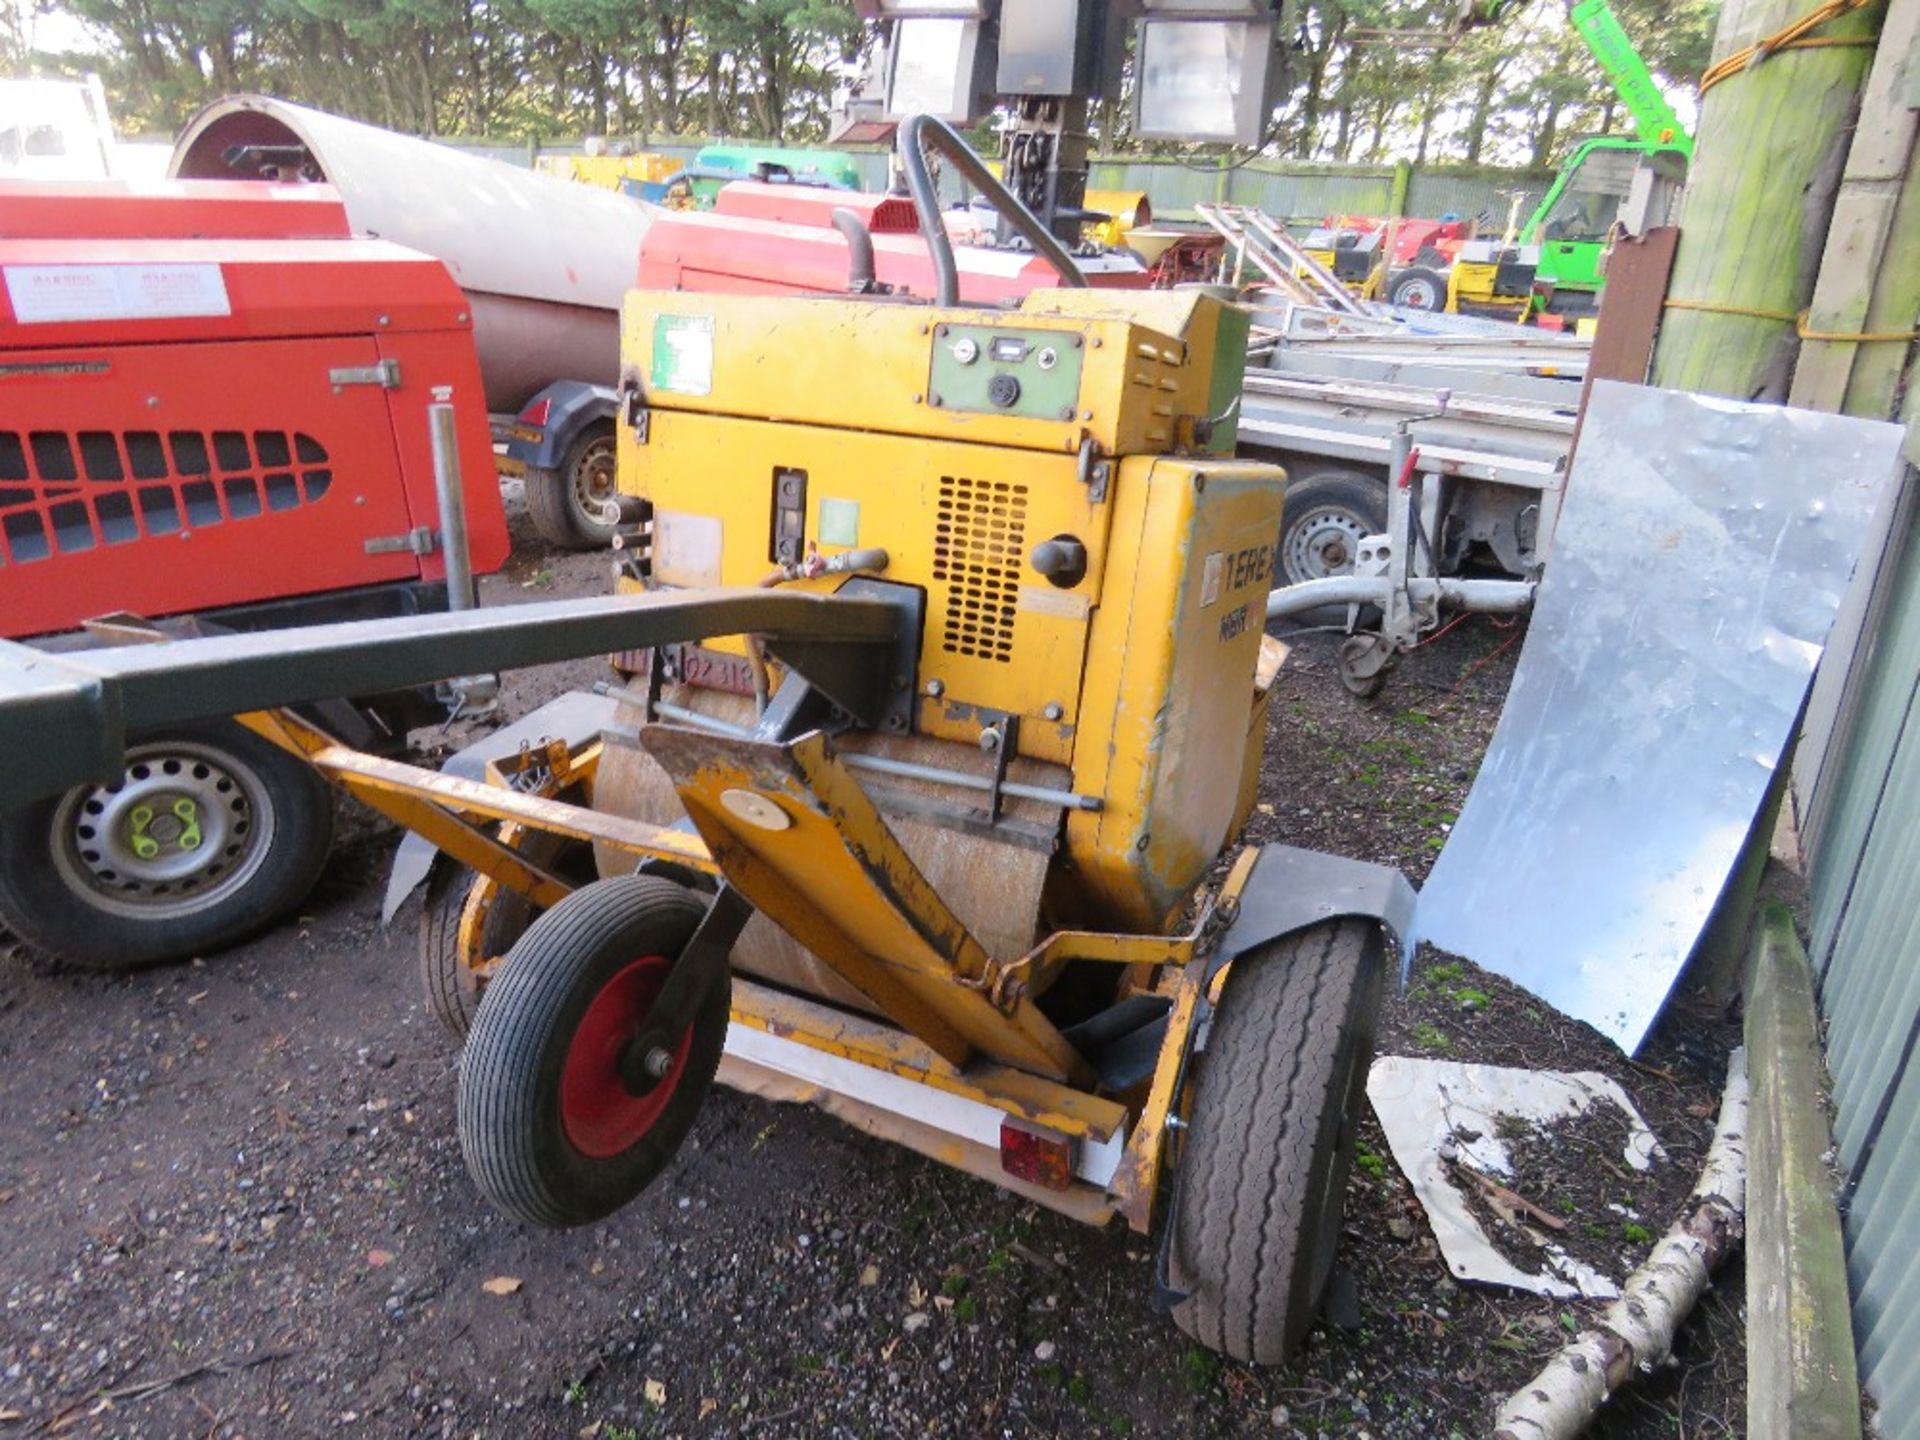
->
[[1407, 173, 1550, 226], [1090, 158, 1226, 214], [1805, 483, 1920, 1435], [1235, 167, 1394, 222]]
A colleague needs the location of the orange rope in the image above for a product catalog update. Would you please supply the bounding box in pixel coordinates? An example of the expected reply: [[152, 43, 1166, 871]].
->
[[1699, 0, 1877, 93], [1661, 298, 1918, 344]]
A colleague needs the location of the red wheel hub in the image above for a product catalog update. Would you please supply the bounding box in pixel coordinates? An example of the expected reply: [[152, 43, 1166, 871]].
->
[[560, 956, 692, 1159]]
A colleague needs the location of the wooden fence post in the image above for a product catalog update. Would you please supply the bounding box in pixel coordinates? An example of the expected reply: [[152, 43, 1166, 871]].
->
[[1650, 0, 1887, 401], [1746, 902, 1864, 1440], [1788, 0, 1920, 420]]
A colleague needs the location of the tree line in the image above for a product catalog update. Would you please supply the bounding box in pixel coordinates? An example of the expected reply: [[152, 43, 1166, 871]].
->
[[15, 0, 1713, 168]]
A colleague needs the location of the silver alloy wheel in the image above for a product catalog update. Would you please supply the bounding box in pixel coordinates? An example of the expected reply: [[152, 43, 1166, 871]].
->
[[1284, 505, 1372, 582], [50, 740, 278, 920], [567, 433, 619, 530], [1394, 276, 1439, 310]]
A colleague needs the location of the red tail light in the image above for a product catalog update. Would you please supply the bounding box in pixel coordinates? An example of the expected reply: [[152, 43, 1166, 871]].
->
[[517, 396, 552, 426], [1000, 1119, 1075, 1192]]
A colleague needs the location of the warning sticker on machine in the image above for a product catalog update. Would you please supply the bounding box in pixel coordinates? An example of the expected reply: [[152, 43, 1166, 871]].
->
[[4, 263, 232, 324], [1200, 552, 1224, 607], [651, 314, 715, 396]]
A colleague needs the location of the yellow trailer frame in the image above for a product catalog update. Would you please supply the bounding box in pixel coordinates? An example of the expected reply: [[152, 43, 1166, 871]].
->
[[235, 704, 1259, 1231]]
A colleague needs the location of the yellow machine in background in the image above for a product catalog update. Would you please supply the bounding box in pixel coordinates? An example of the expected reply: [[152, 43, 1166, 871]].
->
[[1082, 188, 1151, 249], [534, 150, 680, 191]]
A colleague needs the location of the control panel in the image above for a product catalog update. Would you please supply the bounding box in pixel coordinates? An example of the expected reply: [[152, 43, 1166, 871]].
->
[[926, 323, 1087, 422]]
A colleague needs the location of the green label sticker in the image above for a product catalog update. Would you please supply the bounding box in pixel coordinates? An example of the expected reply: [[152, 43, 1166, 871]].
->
[[818, 498, 860, 548], [652, 314, 714, 396]]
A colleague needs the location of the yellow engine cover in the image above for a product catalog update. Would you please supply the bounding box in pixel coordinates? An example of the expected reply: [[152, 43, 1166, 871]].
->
[[1064, 456, 1283, 931], [617, 286, 1282, 934]]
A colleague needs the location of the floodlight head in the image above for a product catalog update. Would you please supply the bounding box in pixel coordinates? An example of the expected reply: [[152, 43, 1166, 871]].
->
[[1133, 14, 1281, 143], [854, 0, 991, 16], [1136, 0, 1275, 11], [996, 0, 1131, 99], [885, 16, 997, 123]]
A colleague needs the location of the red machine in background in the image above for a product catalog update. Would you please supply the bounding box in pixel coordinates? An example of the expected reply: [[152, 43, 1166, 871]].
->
[[638, 181, 1150, 301], [1303, 212, 1474, 297], [0, 178, 509, 968], [1, 179, 508, 638], [1323, 213, 1473, 267]]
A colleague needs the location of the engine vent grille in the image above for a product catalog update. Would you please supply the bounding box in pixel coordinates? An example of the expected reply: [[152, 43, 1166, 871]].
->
[[931, 474, 1027, 663], [0, 428, 333, 567]]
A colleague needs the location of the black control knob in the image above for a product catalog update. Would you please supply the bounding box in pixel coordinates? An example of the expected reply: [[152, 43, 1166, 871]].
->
[[1030, 535, 1088, 589], [988, 372, 1022, 409]]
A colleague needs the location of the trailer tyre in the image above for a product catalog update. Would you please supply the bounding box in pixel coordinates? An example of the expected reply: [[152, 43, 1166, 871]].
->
[[0, 721, 333, 970], [1278, 469, 1388, 588], [1387, 265, 1449, 312], [1168, 917, 1384, 1365], [459, 876, 722, 1228], [419, 824, 590, 1041], [526, 422, 618, 550]]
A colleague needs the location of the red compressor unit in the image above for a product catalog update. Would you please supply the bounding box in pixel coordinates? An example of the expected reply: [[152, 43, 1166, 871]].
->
[[0, 177, 510, 968]]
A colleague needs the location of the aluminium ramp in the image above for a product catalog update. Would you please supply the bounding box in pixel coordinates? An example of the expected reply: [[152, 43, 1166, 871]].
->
[[1413, 381, 1907, 1053]]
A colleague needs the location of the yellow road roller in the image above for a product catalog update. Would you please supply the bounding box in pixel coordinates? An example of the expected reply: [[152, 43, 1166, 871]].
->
[[0, 119, 1412, 1366]]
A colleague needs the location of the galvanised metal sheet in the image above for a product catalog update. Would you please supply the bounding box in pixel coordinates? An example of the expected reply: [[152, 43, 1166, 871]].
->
[[1414, 381, 1906, 1053]]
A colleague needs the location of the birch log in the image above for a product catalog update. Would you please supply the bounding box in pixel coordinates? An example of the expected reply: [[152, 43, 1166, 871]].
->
[[1491, 1048, 1749, 1440]]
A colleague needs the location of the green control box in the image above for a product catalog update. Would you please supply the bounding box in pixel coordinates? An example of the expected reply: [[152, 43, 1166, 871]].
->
[[926, 323, 1087, 422]]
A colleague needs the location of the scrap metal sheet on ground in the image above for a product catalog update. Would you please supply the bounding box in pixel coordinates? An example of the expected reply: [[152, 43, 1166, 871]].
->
[[1415, 381, 1907, 1053], [1366, 1056, 1664, 1299]]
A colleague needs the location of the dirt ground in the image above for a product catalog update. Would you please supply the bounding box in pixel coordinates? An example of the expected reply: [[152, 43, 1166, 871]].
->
[[0, 488, 1748, 1438]]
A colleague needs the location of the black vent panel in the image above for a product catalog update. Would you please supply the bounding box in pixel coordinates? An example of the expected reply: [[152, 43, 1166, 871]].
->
[[0, 428, 332, 566]]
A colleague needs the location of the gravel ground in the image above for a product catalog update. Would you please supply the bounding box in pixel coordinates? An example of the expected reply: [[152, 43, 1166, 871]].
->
[[0, 491, 1746, 1438]]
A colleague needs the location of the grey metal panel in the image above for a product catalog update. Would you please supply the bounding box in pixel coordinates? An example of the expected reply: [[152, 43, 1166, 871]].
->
[[1090, 158, 1222, 214], [1823, 776, 1920, 1161], [1794, 476, 1914, 842], [1233, 167, 1394, 223], [1413, 382, 1907, 1053], [0, 589, 901, 809], [1798, 457, 1920, 1431], [1810, 515, 1920, 967], [1846, 1065, 1920, 1432], [1820, 710, 1912, 1128]]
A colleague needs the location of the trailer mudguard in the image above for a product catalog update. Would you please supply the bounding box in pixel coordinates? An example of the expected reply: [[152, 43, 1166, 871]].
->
[[1204, 844, 1416, 988], [503, 380, 618, 472]]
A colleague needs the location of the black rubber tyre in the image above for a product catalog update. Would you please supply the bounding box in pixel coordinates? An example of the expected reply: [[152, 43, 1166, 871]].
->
[[419, 826, 588, 1041], [1168, 918, 1384, 1365], [1387, 265, 1449, 312], [0, 720, 333, 970], [420, 864, 534, 1042], [525, 422, 618, 550], [458, 876, 723, 1229], [1278, 469, 1389, 588]]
